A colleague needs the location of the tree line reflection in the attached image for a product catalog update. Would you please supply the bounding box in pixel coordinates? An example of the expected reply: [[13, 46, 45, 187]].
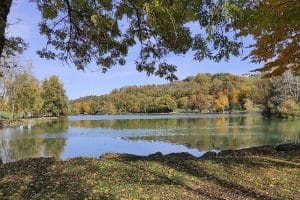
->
[[0, 119, 69, 162], [70, 116, 300, 150], [0, 115, 299, 162]]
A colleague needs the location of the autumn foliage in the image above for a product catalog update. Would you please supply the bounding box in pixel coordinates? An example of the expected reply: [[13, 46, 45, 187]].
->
[[230, 0, 300, 76]]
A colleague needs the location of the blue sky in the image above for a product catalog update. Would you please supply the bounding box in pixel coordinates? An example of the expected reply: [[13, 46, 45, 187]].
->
[[7, 0, 259, 99]]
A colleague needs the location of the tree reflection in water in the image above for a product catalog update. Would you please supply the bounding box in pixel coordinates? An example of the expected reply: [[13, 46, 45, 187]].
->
[[0, 118, 69, 162], [1, 115, 299, 162]]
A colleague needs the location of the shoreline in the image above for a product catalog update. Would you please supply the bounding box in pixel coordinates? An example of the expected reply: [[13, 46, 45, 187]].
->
[[0, 112, 260, 129], [2, 142, 299, 164], [1, 112, 293, 130], [71, 110, 259, 115], [0, 143, 299, 199], [0, 117, 58, 129]]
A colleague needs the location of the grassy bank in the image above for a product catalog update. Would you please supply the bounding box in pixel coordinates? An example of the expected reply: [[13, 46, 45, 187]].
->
[[0, 117, 58, 129], [0, 144, 299, 199]]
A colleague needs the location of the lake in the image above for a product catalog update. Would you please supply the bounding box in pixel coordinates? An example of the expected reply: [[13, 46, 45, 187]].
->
[[0, 114, 299, 163]]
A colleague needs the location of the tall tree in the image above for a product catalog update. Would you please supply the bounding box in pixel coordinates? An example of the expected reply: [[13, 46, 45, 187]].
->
[[3, 56, 25, 119], [0, 0, 12, 58], [41, 75, 68, 116], [13, 72, 42, 117]]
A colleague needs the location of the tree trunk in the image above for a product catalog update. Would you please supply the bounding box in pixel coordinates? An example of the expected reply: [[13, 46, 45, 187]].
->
[[0, 0, 13, 58], [11, 103, 15, 120]]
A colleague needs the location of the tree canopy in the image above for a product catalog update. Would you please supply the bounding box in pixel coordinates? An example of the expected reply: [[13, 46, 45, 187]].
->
[[226, 0, 300, 77], [0, 0, 299, 79], [33, 0, 242, 81]]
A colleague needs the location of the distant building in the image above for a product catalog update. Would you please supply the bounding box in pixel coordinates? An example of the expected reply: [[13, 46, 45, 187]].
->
[[241, 73, 260, 77], [241, 73, 251, 77]]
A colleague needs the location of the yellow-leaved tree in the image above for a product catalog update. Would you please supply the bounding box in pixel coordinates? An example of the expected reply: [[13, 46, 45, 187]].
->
[[214, 93, 229, 113]]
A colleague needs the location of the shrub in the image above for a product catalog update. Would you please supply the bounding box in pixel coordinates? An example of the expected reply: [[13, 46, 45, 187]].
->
[[243, 99, 254, 111], [278, 99, 300, 118]]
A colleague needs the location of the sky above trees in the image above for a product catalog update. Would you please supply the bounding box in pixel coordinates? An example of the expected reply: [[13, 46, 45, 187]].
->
[[7, 0, 258, 99]]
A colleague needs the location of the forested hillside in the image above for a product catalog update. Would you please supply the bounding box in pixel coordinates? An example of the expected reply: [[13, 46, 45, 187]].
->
[[71, 72, 300, 117]]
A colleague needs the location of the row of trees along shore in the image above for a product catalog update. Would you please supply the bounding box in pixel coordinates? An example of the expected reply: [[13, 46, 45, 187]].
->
[[0, 61, 68, 119], [1, 65, 299, 119], [71, 72, 300, 118], [0, 1, 299, 119]]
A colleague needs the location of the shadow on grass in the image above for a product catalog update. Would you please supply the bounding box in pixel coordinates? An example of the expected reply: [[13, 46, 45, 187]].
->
[[0, 158, 93, 199], [0, 144, 299, 199], [115, 151, 299, 200], [0, 158, 55, 198]]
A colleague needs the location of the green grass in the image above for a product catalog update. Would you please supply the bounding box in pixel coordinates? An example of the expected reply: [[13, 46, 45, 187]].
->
[[0, 145, 299, 199], [0, 112, 12, 119]]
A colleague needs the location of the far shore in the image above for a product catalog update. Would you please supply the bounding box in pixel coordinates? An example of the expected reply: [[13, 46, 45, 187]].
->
[[1, 111, 296, 129], [72, 109, 259, 115], [0, 117, 58, 129], [0, 112, 257, 129]]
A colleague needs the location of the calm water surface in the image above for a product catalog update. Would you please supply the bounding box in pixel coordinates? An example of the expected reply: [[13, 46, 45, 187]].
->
[[0, 114, 299, 162]]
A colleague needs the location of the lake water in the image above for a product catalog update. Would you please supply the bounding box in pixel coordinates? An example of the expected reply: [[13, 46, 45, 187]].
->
[[0, 114, 299, 163]]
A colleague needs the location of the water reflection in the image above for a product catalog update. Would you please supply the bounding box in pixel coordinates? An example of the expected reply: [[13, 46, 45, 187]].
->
[[0, 119, 68, 162], [0, 114, 299, 162]]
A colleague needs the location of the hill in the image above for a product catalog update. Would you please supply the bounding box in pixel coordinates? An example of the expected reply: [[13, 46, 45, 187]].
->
[[70, 73, 262, 114]]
